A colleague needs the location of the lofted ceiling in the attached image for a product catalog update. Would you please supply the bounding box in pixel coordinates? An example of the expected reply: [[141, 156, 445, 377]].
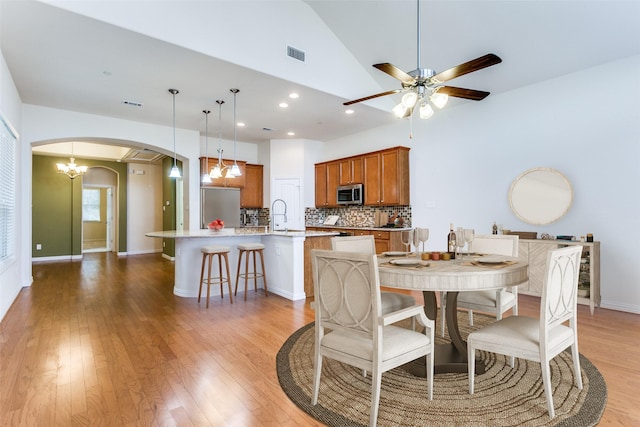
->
[[2, 0, 639, 162]]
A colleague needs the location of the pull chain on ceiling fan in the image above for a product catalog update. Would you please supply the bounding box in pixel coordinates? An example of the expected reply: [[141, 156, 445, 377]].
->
[[344, 0, 502, 124]]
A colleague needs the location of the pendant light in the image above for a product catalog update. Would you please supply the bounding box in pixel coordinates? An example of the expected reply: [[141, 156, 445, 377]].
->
[[168, 88, 181, 178], [229, 88, 242, 177], [56, 142, 87, 179], [209, 100, 235, 179], [201, 109, 212, 184]]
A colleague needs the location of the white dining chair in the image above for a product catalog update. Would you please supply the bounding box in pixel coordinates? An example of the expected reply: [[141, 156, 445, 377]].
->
[[331, 235, 417, 315], [311, 249, 435, 427], [439, 234, 521, 337], [467, 245, 583, 419]]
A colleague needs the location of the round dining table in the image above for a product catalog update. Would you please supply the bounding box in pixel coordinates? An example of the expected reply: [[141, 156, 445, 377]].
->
[[377, 255, 529, 375]]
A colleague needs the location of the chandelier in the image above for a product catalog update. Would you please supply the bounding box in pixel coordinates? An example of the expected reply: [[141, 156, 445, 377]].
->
[[209, 99, 240, 179], [56, 143, 87, 179]]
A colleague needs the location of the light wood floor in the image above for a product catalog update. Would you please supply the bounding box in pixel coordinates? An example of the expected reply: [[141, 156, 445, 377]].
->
[[1, 253, 638, 425]]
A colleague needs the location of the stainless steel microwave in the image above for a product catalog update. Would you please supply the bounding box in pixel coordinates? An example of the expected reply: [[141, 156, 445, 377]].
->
[[337, 183, 363, 205]]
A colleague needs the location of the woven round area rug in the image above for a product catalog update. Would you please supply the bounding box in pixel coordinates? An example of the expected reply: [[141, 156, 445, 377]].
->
[[276, 313, 606, 426]]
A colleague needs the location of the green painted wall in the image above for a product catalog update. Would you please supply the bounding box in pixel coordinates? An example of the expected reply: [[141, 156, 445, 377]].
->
[[161, 157, 180, 258], [32, 155, 128, 257]]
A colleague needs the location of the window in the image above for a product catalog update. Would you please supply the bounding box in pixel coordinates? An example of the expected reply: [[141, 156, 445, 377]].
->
[[0, 114, 17, 269], [82, 188, 101, 222]]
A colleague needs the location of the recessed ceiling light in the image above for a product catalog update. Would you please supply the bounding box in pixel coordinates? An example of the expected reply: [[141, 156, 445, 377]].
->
[[345, 109, 354, 115], [279, 102, 289, 108], [287, 132, 295, 136], [237, 122, 245, 127], [289, 93, 299, 99]]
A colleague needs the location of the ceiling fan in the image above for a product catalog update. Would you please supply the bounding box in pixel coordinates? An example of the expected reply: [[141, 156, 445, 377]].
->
[[344, 0, 502, 121]]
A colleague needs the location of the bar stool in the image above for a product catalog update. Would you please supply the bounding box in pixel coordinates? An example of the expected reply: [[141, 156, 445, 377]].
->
[[198, 245, 233, 308], [235, 242, 269, 300]]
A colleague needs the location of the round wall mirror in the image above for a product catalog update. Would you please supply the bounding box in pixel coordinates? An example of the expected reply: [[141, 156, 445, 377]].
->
[[509, 167, 573, 225]]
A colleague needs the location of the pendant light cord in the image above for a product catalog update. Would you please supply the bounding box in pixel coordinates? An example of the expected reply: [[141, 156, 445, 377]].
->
[[172, 91, 177, 167]]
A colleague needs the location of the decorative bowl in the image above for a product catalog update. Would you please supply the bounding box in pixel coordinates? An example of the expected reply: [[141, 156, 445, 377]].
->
[[208, 224, 224, 231]]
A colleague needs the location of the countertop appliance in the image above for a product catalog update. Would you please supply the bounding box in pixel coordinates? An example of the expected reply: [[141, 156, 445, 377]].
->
[[337, 183, 363, 205], [201, 187, 241, 229]]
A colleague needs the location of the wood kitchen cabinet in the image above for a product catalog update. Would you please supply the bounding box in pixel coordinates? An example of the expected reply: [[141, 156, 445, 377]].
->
[[240, 164, 263, 208], [314, 161, 339, 207], [338, 156, 364, 185], [305, 226, 406, 254], [200, 157, 246, 188], [364, 147, 410, 206]]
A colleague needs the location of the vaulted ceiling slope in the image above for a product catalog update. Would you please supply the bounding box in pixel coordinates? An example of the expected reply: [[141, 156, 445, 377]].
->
[[2, 0, 640, 150]]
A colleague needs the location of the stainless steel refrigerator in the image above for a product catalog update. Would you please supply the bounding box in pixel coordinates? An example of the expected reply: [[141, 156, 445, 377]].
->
[[200, 188, 241, 228]]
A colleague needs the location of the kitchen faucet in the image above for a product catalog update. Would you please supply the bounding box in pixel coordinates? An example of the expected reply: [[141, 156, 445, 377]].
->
[[271, 199, 288, 231]]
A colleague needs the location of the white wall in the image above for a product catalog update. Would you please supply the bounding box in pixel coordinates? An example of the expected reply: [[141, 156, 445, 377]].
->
[[127, 162, 163, 255], [0, 51, 26, 322], [322, 55, 640, 313]]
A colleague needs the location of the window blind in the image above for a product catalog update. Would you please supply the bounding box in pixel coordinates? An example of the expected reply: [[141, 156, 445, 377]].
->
[[0, 114, 17, 269]]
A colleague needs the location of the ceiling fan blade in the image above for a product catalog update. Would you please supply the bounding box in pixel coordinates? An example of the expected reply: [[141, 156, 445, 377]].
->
[[343, 89, 402, 106], [437, 86, 490, 101], [373, 63, 415, 84], [431, 53, 502, 83]]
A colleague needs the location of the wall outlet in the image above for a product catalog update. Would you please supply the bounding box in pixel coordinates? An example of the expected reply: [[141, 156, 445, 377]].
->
[[36, 244, 42, 250]]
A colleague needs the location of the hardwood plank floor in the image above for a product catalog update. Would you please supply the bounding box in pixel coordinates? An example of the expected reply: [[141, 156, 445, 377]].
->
[[1, 253, 638, 425]]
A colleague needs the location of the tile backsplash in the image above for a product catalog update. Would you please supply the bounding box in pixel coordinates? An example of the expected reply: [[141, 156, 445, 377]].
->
[[305, 206, 412, 227], [240, 205, 412, 228]]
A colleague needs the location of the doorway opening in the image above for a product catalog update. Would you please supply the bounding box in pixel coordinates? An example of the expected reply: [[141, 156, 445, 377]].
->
[[82, 167, 118, 253]]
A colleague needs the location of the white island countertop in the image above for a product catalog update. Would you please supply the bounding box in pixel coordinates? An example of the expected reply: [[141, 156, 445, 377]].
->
[[145, 228, 337, 239], [145, 228, 337, 301]]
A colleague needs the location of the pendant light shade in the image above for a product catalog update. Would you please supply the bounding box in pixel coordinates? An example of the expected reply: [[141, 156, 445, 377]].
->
[[201, 110, 212, 184], [168, 88, 181, 178], [229, 88, 242, 177]]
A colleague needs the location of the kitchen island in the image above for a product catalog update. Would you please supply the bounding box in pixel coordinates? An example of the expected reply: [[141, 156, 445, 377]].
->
[[145, 228, 337, 301]]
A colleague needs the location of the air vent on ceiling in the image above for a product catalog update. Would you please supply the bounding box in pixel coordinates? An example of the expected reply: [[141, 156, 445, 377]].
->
[[287, 45, 305, 62], [122, 148, 165, 162], [122, 100, 144, 107]]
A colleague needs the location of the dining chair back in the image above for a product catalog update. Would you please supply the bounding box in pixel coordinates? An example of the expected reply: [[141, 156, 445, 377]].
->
[[311, 249, 434, 427], [470, 234, 519, 257], [467, 245, 583, 418], [331, 235, 416, 314], [454, 234, 522, 329], [331, 234, 376, 253]]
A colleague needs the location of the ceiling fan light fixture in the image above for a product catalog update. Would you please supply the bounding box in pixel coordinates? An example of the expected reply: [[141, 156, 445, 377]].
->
[[401, 91, 418, 108], [430, 91, 449, 109], [393, 102, 408, 118], [419, 102, 434, 119]]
